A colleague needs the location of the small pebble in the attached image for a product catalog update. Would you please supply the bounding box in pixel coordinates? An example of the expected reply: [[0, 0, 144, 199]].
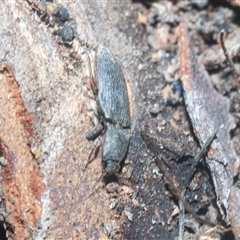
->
[[188, 0, 208, 9], [54, 6, 69, 23], [60, 26, 74, 42]]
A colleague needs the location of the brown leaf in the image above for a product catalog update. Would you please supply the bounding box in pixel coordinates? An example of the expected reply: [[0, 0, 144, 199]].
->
[[177, 22, 239, 222], [228, 187, 240, 239]]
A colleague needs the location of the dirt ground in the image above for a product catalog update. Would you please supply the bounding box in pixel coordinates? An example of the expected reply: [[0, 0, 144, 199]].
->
[[1, 0, 240, 239], [123, 1, 240, 239]]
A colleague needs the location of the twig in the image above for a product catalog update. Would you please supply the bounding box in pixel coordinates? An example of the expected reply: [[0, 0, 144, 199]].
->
[[220, 30, 240, 76], [178, 191, 185, 240], [84, 138, 101, 170], [185, 131, 217, 186], [142, 134, 217, 227]]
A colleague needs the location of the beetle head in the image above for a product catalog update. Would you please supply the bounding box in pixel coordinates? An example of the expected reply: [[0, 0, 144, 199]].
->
[[103, 160, 120, 175]]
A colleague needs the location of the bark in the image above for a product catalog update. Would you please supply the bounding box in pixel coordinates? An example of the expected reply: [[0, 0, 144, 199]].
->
[[0, 1, 139, 239]]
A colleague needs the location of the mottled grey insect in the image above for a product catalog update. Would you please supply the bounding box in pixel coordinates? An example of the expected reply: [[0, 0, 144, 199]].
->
[[86, 45, 131, 175]]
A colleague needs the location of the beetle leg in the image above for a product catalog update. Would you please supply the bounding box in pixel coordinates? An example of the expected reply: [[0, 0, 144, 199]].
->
[[86, 122, 105, 141], [84, 137, 102, 170], [86, 52, 98, 97]]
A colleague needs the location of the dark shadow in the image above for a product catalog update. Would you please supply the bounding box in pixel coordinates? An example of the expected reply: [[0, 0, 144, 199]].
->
[[221, 231, 235, 240], [131, 0, 159, 8], [103, 174, 118, 184], [0, 224, 6, 240]]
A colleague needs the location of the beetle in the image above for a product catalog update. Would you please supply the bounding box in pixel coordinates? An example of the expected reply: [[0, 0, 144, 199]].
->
[[86, 45, 131, 176]]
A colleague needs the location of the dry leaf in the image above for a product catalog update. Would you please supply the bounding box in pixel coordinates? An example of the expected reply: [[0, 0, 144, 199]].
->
[[177, 22, 239, 222]]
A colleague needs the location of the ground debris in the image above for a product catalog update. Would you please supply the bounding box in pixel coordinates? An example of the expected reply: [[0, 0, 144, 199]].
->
[[177, 22, 239, 222], [200, 28, 240, 70], [227, 0, 240, 7], [228, 186, 240, 239]]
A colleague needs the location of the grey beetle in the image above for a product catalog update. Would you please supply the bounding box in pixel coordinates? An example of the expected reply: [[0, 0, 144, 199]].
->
[[86, 45, 131, 176]]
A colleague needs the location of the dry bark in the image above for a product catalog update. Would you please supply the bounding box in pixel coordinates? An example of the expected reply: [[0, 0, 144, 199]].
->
[[0, 1, 138, 239]]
